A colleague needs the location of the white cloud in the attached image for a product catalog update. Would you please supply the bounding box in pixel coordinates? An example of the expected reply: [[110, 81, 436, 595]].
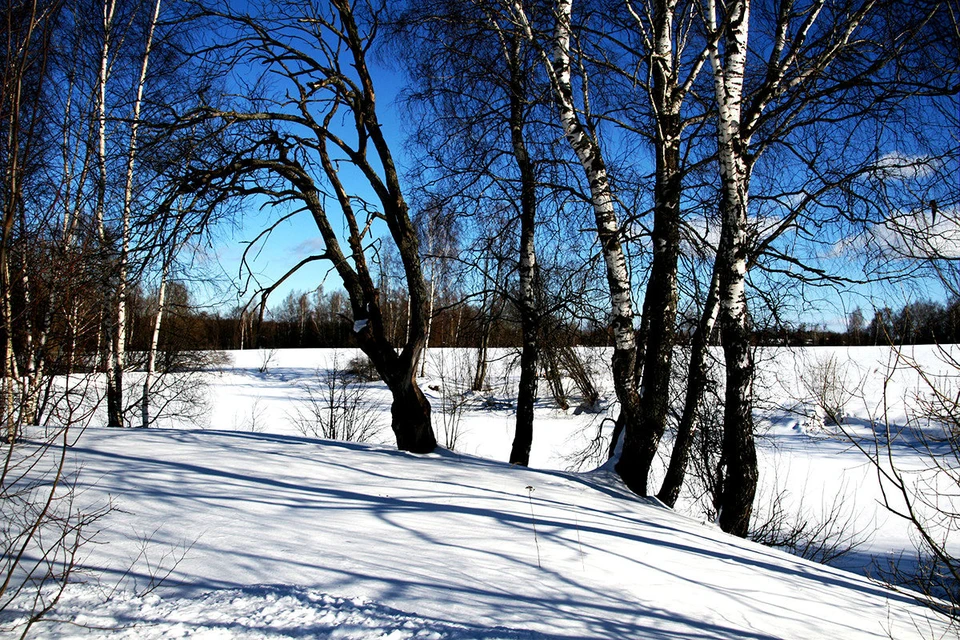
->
[[833, 205, 960, 260], [872, 152, 941, 182]]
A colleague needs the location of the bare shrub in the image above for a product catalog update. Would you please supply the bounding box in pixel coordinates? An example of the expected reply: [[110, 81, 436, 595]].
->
[[429, 350, 472, 450], [800, 353, 856, 430], [258, 348, 278, 374], [137, 350, 227, 429], [103, 529, 195, 601], [687, 377, 726, 521], [844, 345, 960, 619], [30, 373, 101, 434], [750, 483, 868, 565], [541, 345, 601, 412], [562, 414, 617, 472], [290, 352, 381, 442], [241, 397, 268, 433], [497, 349, 520, 399], [344, 353, 380, 382]]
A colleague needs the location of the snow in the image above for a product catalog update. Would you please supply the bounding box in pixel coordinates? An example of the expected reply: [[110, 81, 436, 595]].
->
[[5, 346, 957, 638]]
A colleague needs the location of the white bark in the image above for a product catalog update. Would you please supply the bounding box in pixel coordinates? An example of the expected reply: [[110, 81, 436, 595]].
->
[[95, 0, 116, 239], [548, 0, 636, 353], [95, 0, 117, 422], [118, 0, 162, 415], [708, 0, 753, 328], [142, 269, 167, 428], [420, 274, 435, 378]]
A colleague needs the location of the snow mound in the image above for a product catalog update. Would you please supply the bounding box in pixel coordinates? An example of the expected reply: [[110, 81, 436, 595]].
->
[[12, 426, 952, 639]]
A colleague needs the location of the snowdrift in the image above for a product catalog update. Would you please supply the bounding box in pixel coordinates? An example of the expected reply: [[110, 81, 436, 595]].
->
[[19, 426, 948, 639]]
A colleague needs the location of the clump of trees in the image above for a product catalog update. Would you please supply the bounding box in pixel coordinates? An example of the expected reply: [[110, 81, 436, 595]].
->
[[2, 2, 958, 631]]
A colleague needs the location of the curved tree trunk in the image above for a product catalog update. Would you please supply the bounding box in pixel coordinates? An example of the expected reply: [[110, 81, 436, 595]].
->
[[387, 369, 435, 453], [541, 0, 643, 487], [618, 0, 685, 494]]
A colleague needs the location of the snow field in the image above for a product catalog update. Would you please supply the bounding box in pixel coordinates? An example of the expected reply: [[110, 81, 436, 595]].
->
[[8, 345, 957, 638]]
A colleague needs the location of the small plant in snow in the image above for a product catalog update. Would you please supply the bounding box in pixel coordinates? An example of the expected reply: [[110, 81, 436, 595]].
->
[[749, 482, 869, 565], [525, 485, 541, 569], [1, 427, 111, 637], [429, 350, 472, 450], [243, 397, 268, 433], [258, 348, 278, 374]]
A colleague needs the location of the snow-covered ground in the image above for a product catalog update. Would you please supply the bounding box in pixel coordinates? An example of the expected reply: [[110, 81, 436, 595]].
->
[[4, 346, 958, 638]]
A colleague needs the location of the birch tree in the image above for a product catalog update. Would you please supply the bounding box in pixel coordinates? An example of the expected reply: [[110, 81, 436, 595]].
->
[[512, 0, 646, 470], [0, 0, 62, 441], [582, 0, 719, 495], [697, 0, 955, 536]]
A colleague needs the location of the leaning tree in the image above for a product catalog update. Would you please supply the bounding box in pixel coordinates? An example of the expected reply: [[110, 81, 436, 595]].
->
[[181, 0, 437, 451]]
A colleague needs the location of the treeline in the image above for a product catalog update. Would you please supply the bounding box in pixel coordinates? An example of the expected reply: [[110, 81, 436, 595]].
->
[[752, 300, 960, 347], [128, 286, 960, 352], [125, 285, 611, 352]]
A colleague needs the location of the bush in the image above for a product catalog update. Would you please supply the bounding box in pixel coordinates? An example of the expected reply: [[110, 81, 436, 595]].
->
[[345, 354, 380, 382], [290, 352, 382, 442], [801, 353, 854, 429]]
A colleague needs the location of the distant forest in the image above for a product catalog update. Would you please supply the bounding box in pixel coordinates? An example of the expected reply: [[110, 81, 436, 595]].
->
[[116, 286, 960, 354]]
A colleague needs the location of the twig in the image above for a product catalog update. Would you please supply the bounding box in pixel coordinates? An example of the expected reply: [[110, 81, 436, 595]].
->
[[525, 486, 541, 569]]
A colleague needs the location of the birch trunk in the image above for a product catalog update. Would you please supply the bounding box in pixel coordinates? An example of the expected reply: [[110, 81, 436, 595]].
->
[[472, 255, 492, 391], [707, 0, 757, 537], [111, 0, 162, 428], [547, 0, 642, 489], [142, 267, 167, 428], [621, 0, 685, 491], [95, 0, 122, 427], [1, 260, 16, 442], [1, 3, 41, 440], [420, 273, 434, 378]]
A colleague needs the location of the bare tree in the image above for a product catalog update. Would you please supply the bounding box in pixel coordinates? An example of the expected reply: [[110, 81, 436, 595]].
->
[[181, 0, 438, 451], [510, 0, 646, 474], [395, 1, 556, 464], [415, 199, 461, 378], [696, 0, 957, 536], [583, 0, 718, 496]]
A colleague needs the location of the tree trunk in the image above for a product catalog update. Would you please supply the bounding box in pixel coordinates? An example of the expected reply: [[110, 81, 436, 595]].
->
[[543, 0, 643, 487], [420, 275, 434, 377], [622, 130, 682, 492], [104, 310, 122, 427], [508, 34, 539, 467], [142, 267, 167, 428], [472, 300, 491, 391], [1, 260, 16, 442], [715, 188, 757, 537], [704, 0, 758, 538], [386, 369, 436, 453], [96, 0, 122, 428], [657, 271, 720, 507]]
